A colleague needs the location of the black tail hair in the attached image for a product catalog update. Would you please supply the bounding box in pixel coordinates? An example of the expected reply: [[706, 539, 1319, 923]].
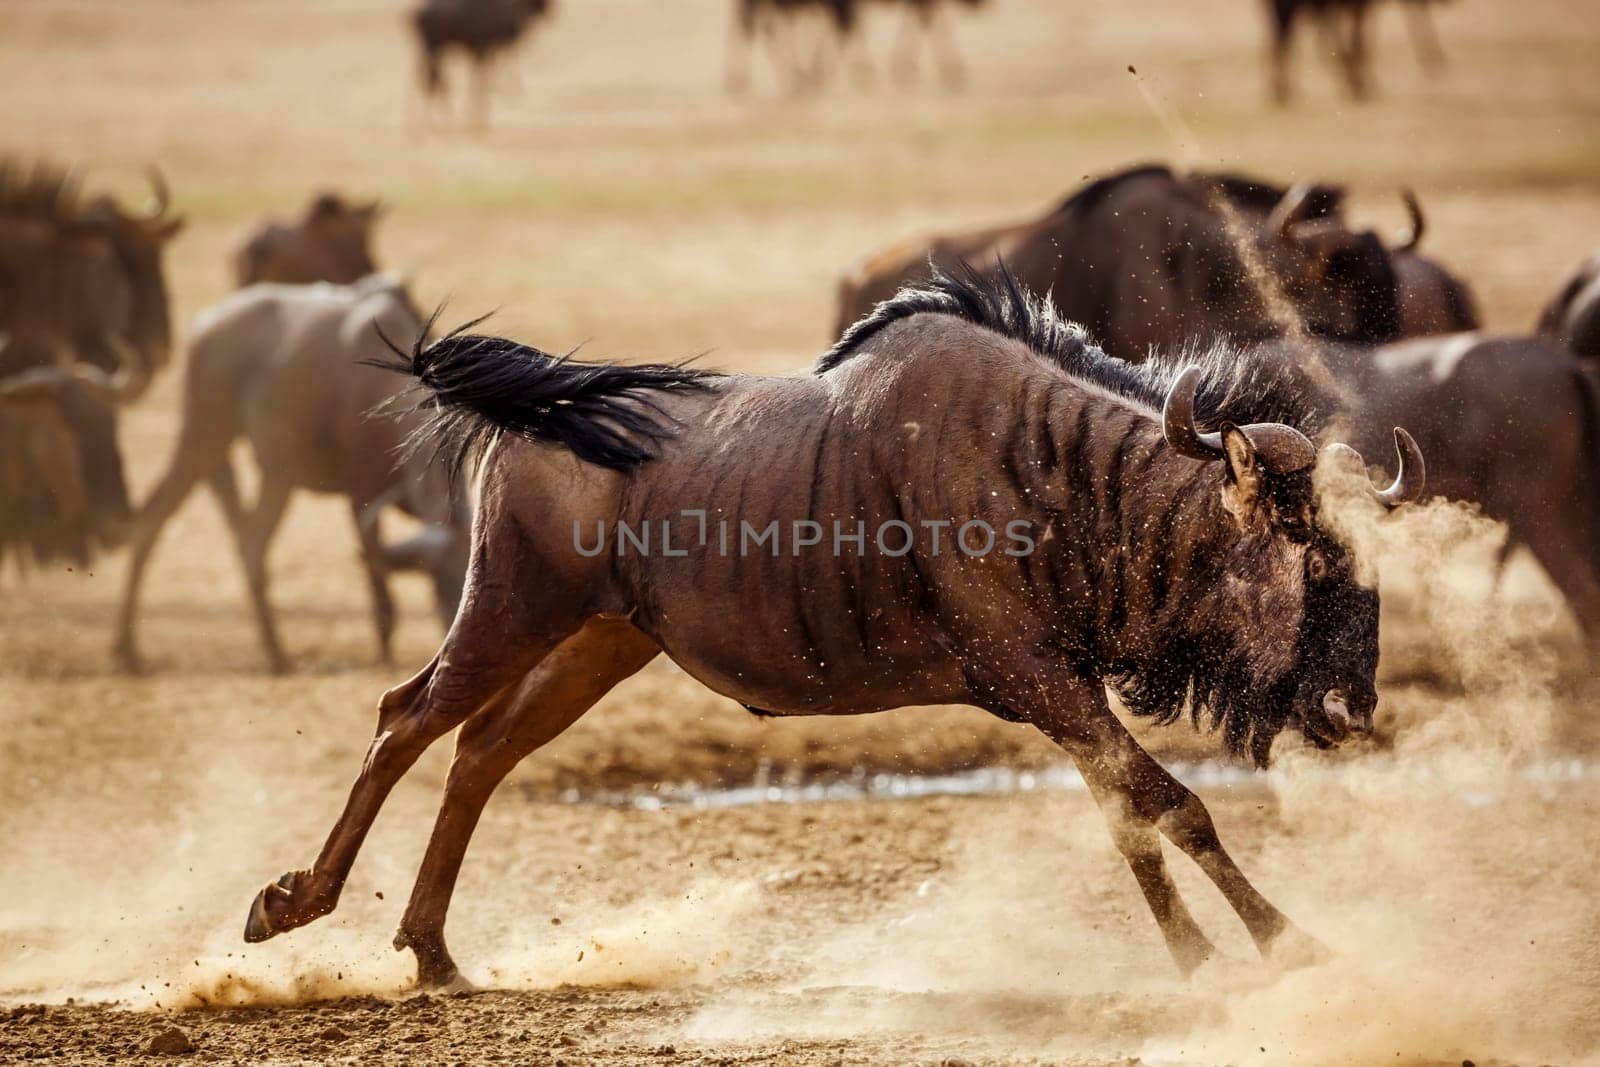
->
[[375, 315, 723, 482]]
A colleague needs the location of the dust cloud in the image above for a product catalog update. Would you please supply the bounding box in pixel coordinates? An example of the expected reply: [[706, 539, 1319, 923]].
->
[[677, 492, 1600, 1065]]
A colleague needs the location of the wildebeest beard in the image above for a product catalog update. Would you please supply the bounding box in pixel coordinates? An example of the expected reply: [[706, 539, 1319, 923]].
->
[[1104, 471, 1362, 768]]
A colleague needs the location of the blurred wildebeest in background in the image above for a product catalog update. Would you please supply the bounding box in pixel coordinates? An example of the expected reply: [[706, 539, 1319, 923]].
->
[[0, 159, 182, 394], [0, 159, 181, 569], [1265, 0, 1451, 103], [1202, 177, 1476, 336], [1538, 252, 1600, 358], [848, 0, 989, 89], [233, 193, 383, 288], [113, 276, 470, 674], [412, 0, 552, 125], [727, 0, 855, 94], [836, 164, 1412, 360], [729, 0, 984, 93], [0, 360, 134, 570], [243, 269, 1421, 988], [1289, 333, 1600, 646], [1387, 191, 1479, 336]]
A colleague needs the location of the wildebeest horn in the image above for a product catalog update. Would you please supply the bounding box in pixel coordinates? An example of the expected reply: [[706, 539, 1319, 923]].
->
[[1374, 427, 1425, 507], [1267, 181, 1319, 239], [142, 166, 171, 221], [1162, 367, 1317, 473], [1397, 188, 1425, 253], [1327, 430, 1426, 509]]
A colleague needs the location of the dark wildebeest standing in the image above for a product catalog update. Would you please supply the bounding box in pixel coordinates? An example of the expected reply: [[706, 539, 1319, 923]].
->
[[0, 160, 181, 568], [1387, 191, 1478, 336], [726, 0, 855, 94], [836, 165, 1406, 361], [845, 0, 990, 89], [0, 160, 182, 394], [1537, 252, 1600, 358], [233, 193, 383, 288], [0, 361, 134, 569], [1265, 0, 1452, 102], [242, 271, 1423, 989], [113, 277, 469, 674], [412, 0, 552, 126]]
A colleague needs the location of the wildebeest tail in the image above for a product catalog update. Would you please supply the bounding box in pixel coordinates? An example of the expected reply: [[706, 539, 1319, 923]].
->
[[376, 316, 722, 480]]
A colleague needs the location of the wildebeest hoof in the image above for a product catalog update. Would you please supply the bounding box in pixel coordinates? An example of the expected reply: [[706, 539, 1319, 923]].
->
[[395, 930, 464, 991], [1263, 924, 1329, 971], [243, 870, 323, 943], [112, 642, 147, 676], [1169, 935, 1216, 979]]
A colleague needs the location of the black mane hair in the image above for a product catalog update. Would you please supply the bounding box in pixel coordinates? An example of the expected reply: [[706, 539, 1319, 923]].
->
[[820, 264, 1333, 764], [817, 261, 1324, 437], [374, 316, 724, 481]]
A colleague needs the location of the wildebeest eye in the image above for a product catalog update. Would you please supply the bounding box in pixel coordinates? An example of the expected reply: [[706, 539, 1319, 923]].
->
[[1307, 549, 1328, 582]]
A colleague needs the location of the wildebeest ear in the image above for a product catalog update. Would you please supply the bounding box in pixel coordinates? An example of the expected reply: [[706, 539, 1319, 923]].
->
[[1220, 423, 1265, 523]]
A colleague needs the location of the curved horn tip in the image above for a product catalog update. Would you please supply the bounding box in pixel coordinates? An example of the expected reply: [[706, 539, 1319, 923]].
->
[[1162, 366, 1224, 462], [1268, 180, 1317, 238], [1398, 187, 1424, 252], [1377, 426, 1426, 507], [144, 165, 172, 220]]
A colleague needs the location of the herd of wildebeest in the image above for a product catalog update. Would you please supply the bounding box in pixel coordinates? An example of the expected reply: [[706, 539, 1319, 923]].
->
[[8, 0, 1600, 996]]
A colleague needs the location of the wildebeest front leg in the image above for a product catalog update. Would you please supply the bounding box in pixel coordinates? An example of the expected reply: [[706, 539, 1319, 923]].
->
[[1014, 674, 1301, 973], [394, 619, 662, 988], [1041, 704, 1307, 968], [1028, 695, 1215, 974], [350, 498, 397, 664]]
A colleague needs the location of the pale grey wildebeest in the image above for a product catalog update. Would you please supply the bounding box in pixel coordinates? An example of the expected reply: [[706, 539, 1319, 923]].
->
[[232, 192, 383, 288], [242, 270, 1423, 990], [113, 276, 469, 674]]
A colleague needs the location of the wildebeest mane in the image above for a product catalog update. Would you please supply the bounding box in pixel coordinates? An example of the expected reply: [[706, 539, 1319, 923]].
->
[[822, 264, 1325, 763], [374, 315, 724, 482], [819, 262, 1322, 437]]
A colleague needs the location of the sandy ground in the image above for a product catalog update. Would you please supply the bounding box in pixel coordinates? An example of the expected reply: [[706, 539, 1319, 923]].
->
[[3, 0, 1600, 1063]]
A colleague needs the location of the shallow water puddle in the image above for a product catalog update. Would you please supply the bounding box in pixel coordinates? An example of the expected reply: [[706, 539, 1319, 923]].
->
[[552, 756, 1600, 811]]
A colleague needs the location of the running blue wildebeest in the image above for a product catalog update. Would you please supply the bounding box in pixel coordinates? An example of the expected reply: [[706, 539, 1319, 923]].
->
[[242, 270, 1423, 989]]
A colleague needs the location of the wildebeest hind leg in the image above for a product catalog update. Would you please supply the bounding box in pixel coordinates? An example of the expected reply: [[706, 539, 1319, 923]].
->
[[394, 618, 662, 988], [235, 475, 293, 674], [242, 601, 582, 946], [113, 449, 220, 673]]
